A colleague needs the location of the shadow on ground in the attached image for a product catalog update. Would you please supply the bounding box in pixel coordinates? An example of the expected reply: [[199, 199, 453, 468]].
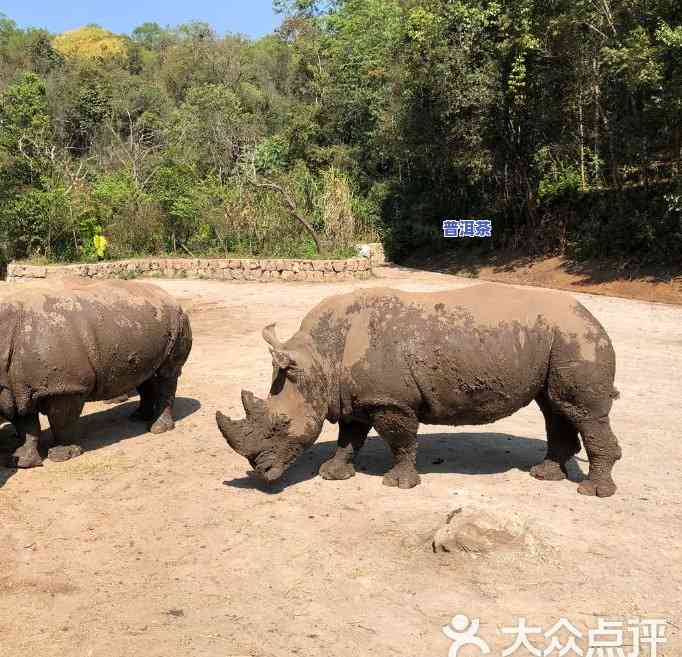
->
[[223, 431, 586, 494], [403, 246, 681, 288], [0, 397, 201, 488], [74, 397, 201, 452]]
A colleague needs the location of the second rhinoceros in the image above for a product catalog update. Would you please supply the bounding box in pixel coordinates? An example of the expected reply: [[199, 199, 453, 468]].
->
[[217, 284, 622, 497], [1, 279, 192, 468]]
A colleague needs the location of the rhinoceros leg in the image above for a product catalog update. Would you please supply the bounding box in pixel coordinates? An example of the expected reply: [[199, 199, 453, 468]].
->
[[148, 375, 178, 435], [372, 408, 421, 489], [142, 312, 190, 435], [10, 413, 42, 468], [530, 393, 581, 482], [576, 417, 621, 498], [45, 395, 86, 447], [318, 421, 370, 481], [131, 378, 159, 422]]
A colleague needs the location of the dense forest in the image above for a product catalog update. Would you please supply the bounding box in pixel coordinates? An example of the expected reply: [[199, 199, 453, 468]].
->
[[0, 0, 681, 268]]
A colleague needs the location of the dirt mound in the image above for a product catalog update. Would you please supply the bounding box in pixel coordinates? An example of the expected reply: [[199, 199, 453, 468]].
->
[[432, 507, 542, 555]]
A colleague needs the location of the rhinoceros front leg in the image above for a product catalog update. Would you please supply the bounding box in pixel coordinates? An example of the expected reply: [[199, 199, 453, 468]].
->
[[45, 395, 86, 447], [372, 408, 421, 489], [10, 413, 42, 468], [318, 421, 370, 481]]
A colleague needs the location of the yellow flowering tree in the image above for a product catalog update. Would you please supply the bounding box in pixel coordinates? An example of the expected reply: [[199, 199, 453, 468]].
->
[[53, 26, 128, 63]]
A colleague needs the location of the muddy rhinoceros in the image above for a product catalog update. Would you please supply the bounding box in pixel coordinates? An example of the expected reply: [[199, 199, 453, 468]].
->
[[0, 279, 192, 468], [217, 284, 622, 497]]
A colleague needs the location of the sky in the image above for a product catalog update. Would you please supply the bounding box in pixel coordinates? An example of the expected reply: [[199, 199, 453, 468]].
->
[[1, 1, 282, 38]]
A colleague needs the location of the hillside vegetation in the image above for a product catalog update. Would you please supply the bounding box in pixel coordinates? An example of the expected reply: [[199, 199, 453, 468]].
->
[[0, 1, 680, 269]]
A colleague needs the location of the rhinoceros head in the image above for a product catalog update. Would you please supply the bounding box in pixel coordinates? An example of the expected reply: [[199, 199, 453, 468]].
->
[[216, 323, 326, 482]]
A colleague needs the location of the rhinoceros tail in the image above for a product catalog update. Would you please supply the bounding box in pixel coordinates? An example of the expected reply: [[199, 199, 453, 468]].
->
[[611, 386, 620, 400]]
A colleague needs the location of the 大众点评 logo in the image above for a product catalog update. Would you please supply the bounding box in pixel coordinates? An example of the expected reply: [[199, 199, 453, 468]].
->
[[442, 614, 667, 657], [442, 219, 492, 238]]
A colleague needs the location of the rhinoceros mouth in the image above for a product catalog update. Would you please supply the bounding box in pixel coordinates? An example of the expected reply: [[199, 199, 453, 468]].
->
[[250, 448, 295, 482]]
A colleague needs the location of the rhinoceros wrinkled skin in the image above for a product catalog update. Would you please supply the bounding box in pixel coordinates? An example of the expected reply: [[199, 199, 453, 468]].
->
[[217, 284, 622, 497], [0, 279, 192, 468]]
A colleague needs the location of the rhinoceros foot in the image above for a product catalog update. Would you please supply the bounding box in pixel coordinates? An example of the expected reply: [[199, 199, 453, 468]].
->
[[577, 477, 617, 498], [48, 445, 83, 463], [319, 458, 356, 481], [382, 466, 421, 489], [530, 460, 567, 481], [150, 411, 175, 435], [10, 444, 43, 469]]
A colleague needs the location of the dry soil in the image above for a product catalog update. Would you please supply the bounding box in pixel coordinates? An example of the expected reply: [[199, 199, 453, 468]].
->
[[1, 267, 680, 657]]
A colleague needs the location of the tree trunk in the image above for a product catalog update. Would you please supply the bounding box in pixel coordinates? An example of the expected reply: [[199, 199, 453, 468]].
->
[[247, 177, 323, 255]]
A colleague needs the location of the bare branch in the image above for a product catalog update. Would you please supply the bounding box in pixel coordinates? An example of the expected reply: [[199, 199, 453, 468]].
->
[[246, 175, 323, 254]]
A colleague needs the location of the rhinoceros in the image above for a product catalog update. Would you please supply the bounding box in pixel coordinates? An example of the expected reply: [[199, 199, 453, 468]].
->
[[0, 279, 192, 468], [217, 284, 622, 497]]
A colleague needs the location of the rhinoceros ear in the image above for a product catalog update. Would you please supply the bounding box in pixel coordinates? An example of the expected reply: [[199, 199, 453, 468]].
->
[[263, 323, 300, 373], [262, 323, 283, 349]]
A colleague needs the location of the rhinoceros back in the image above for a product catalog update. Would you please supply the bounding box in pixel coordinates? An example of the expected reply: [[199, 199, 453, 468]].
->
[[301, 284, 611, 427], [1, 280, 187, 414]]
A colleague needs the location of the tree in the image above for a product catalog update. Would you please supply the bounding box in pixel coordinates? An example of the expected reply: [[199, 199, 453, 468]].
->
[[53, 26, 128, 63]]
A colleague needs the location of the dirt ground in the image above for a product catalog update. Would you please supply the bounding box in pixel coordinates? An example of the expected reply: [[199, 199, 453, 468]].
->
[[408, 252, 682, 306], [1, 267, 681, 657]]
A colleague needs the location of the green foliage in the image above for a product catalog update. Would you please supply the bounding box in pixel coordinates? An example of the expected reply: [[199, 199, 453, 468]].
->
[[0, 182, 75, 260], [0, 4, 680, 270], [0, 72, 51, 153]]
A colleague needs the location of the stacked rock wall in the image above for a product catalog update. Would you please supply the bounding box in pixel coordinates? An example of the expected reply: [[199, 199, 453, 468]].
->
[[7, 257, 373, 283]]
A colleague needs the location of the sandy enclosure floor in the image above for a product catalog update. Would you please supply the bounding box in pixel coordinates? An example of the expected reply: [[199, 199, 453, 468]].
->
[[1, 267, 681, 657]]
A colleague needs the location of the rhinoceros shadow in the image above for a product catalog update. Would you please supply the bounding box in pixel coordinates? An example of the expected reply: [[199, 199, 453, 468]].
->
[[0, 397, 201, 487], [70, 397, 201, 453], [224, 431, 586, 494]]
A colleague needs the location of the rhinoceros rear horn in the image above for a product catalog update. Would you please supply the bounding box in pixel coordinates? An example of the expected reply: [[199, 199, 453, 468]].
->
[[241, 390, 267, 417]]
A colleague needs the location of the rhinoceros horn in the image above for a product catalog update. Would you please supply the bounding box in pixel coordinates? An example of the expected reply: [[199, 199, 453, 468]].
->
[[216, 390, 271, 457]]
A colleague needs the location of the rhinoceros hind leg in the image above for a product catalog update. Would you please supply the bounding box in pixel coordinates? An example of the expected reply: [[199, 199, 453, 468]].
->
[[131, 379, 159, 422], [372, 408, 421, 489], [148, 375, 178, 434], [531, 393, 581, 482], [319, 421, 369, 481], [576, 417, 621, 498], [10, 414, 42, 468]]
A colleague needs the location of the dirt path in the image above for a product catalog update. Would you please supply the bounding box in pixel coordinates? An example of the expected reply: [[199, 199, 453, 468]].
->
[[405, 253, 682, 305], [1, 267, 680, 657]]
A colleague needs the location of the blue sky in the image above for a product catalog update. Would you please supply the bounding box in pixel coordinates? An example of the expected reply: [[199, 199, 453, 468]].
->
[[2, 1, 282, 38]]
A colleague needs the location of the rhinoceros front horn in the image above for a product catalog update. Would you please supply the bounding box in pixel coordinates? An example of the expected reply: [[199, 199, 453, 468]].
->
[[216, 411, 246, 453], [216, 390, 272, 458]]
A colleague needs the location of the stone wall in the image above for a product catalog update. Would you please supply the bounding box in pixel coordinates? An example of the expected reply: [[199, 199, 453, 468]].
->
[[7, 256, 373, 284]]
